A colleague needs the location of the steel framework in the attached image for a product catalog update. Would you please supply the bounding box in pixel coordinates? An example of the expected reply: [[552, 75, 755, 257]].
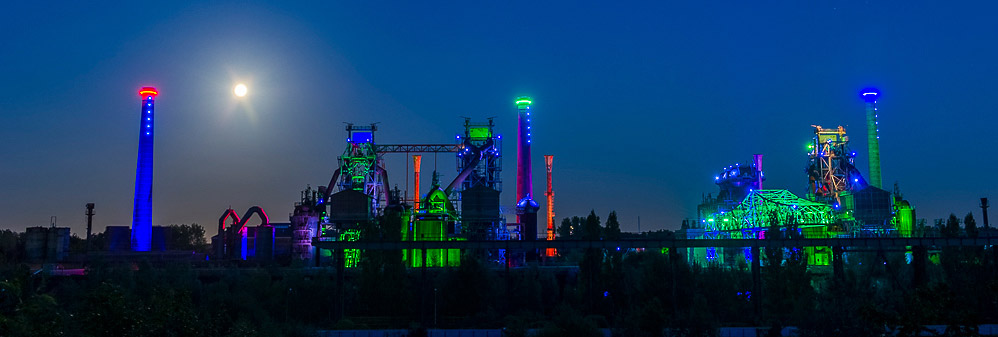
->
[[337, 124, 387, 211], [705, 189, 834, 232], [456, 118, 502, 192], [375, 144, 463, 153], [806, 125, 866, 204]]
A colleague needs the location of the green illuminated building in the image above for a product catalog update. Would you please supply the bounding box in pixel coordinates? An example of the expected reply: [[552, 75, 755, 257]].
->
[[402, 174, 462, 267]]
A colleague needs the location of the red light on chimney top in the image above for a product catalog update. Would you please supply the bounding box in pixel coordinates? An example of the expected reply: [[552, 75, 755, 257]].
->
[[138, 87, 158, 98]]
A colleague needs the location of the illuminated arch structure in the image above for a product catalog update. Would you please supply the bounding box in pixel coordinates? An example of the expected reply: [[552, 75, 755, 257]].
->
[[213, 206, 271, 260]]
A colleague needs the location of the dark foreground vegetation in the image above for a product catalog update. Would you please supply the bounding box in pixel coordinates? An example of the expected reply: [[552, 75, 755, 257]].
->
[[1, 212, 997, 336]]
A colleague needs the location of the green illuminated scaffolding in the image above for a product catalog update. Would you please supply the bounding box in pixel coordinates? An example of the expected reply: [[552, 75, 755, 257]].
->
[[699, 189, 836, 266], [705, 190, 834, 232]]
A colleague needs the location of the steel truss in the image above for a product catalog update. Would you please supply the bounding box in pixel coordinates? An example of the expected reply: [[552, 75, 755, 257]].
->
[[706, 189, 833, 232]]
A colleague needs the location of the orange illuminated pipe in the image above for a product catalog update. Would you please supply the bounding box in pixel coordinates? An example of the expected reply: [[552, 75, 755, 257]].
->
[[413, 155, 422, 210], [544, 155, 556, 257]]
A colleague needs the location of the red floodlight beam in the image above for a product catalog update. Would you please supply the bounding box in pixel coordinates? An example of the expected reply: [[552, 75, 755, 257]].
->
[[138, 87, 159, 98]]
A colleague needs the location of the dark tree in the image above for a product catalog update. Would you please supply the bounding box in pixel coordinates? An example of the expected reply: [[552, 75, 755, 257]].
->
[[0, 229, 21, 263], [168, 223, 207, 251], [579, 210, 603, 313], [557, 218, 573, 240], [604, 211, 621, 240], [942, 214, 961, 238], [601, 211, 625, 319], [964, 213, 978, 238], [69, 234, 87, 253], [581, 212, 601, 241]]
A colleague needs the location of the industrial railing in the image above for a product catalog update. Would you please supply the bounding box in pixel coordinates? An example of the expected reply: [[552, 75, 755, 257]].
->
[[313, 236, 998, 250]]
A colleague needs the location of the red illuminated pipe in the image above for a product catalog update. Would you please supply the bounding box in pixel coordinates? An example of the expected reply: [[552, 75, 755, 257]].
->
[[413, 155, 421, 210], [544, 155, 556, 257]]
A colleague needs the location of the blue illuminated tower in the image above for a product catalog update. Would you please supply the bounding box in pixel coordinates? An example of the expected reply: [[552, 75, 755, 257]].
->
[[131, 87, 158, 251]]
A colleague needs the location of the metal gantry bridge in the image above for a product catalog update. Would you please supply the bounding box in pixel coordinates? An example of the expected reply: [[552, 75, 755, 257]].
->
[[374, 144, 463, 153]]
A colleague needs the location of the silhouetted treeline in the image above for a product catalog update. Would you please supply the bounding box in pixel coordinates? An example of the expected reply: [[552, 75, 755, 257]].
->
[[1, 223, 208, 261]]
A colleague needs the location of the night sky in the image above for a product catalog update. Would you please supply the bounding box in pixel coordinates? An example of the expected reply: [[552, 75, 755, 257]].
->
[[1, 2, 996, 236]]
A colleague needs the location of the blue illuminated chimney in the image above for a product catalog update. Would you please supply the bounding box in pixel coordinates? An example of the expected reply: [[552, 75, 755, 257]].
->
[[131, 86, 158, 251]]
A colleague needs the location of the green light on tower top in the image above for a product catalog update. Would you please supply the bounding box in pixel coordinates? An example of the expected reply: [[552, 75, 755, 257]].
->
[[515, 96, 532, 107]]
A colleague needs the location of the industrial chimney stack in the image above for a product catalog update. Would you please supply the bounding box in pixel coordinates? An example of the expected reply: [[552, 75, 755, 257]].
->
[[131, 87, 158, 251], [860, 88, 882, 189], [514, 97, 538, 240]]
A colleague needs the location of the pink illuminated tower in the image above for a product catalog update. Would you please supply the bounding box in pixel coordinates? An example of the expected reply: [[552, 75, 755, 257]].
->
[[514, 97, 538, 240]]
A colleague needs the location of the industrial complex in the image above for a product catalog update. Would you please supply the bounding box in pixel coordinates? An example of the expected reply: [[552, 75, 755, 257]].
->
[[21, 86, 937, 272], [680, 88, 917, 267], [73, 90, 557, 267]]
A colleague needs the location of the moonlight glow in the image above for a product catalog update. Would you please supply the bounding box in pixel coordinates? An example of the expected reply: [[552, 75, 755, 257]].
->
[[234, 84, 247, 97]]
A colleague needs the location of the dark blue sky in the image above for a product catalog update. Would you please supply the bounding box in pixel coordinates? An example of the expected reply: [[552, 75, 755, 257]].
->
[[1, 2, 995, 235]]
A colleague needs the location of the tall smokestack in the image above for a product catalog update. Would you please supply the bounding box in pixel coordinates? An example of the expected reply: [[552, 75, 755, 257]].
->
[[514, 96, 538, 240], [752, 154, 763, 190], [515, 97, 533, 207], [132, 86, 158, 251], [860, 88, 882, 189], [983, 197, 991, 230], [86, 203, 94, 253]]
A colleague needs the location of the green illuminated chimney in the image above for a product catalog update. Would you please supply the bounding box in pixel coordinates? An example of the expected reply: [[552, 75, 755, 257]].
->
[[860, 88, 881, 189]]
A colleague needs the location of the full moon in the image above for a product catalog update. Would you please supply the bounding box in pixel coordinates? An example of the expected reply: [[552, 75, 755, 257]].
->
[[234, 84, 248, 97]]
